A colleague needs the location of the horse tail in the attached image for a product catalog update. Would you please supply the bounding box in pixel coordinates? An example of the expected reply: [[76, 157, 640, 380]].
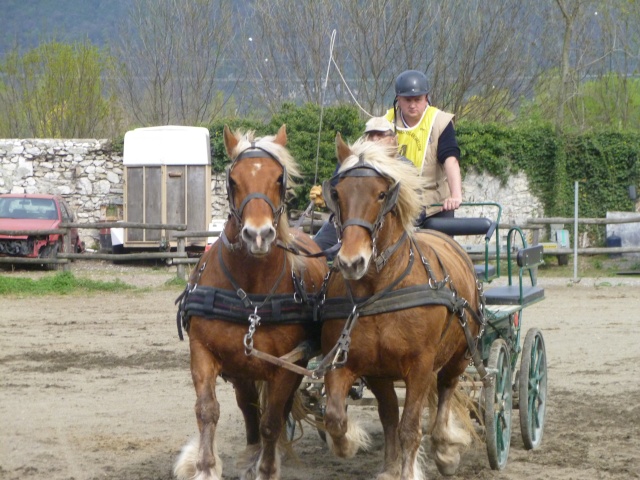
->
[[425, 372, 482, 449], [326, 418, 372, 458]]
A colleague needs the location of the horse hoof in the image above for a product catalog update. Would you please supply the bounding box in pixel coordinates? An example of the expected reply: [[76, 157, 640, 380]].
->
[[174, 437, 222, 480], [434, 451, 461, 476]]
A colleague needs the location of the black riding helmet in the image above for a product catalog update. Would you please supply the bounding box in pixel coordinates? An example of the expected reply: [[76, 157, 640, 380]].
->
[[393, 70, 430, 131], [394, 70, 430, 97]]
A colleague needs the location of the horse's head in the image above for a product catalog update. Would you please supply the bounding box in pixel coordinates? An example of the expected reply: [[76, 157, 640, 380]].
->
[[324, 133, 423, 280], [223, 124, 299, 256]]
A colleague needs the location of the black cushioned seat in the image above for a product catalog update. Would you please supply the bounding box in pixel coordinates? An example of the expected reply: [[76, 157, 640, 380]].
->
[[420, 217, 494, 237], [484, 285, 545, 306]]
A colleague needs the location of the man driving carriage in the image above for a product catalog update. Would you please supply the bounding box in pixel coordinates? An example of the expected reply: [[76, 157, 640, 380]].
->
[[385, 69, 463, 223]]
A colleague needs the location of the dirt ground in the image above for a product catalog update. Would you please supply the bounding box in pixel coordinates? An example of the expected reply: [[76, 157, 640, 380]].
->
[[1, 261, 639, 480]]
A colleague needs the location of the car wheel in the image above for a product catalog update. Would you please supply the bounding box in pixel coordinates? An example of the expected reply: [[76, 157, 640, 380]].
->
[[41, 241, 61, 271]]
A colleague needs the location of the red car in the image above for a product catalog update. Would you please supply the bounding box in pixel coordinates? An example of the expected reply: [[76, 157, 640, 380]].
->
[[0, 193, 84, 268]]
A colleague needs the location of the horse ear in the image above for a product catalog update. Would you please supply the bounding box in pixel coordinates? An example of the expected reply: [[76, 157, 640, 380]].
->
[[223, 125, 238, 158], [274, 124, 287, 146], [335, 132, 351, 165]]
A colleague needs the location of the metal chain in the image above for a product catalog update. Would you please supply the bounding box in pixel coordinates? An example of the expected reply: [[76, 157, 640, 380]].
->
[[243, 307, 261, 355]]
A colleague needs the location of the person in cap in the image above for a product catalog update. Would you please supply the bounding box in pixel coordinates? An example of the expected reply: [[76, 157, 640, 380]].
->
[[384, 70, 462, 222], [309, 116, 413, 257]]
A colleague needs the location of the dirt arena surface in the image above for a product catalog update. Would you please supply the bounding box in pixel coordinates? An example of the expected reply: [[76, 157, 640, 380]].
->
[[1, 261, 639, 480]]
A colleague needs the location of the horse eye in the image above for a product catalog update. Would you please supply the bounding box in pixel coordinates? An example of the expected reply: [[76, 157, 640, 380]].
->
[[277, 174, 284, 185], [378, 191, 387, 201], [330, 188, 339, 201]]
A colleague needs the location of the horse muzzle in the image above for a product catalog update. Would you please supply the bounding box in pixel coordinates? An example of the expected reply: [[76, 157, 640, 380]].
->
[[241, 223, 277, 256], [334, 251, 371, 281]]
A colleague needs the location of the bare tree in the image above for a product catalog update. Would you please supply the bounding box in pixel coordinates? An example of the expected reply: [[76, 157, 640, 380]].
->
[[332, 0, 435, 116], [572, 1, 640, 130], [422, 0, 542, 121], [541, 0, 640, 130], [115, 0, 237, 126], [238, 0, 338, 115], [241, 0, 544, 122], [555, 0, 586, 127]]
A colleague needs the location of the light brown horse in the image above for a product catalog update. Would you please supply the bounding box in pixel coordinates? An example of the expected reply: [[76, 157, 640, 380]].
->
[[320, 135, 483, 480], [174, 125, 328, 480]]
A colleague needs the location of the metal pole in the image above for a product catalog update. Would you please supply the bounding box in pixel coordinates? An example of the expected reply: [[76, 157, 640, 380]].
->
[[573, 181, 579, 282]]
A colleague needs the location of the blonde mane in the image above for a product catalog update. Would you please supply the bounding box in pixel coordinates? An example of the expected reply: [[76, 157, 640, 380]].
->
[[338, 138, 424, 234]]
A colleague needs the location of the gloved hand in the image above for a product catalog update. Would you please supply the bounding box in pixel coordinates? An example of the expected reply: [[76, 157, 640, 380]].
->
[[309, 185, 325, 208]]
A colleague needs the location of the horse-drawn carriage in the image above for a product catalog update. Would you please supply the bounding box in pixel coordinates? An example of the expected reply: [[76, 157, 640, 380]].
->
[[174, 126, 547, 480]]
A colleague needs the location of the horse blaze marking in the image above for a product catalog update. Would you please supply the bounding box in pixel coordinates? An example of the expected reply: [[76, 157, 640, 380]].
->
[[251, 162, 262, 176]]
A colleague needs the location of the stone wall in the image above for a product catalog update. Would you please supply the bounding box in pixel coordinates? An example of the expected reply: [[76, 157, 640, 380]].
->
[[0, 138, 546, 247]]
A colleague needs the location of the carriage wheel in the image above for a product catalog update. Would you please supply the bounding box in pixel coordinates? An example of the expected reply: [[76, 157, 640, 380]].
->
[[315, 409, 327, 443], [484, 338, 513, 470], [286, 413, 296, 442], [519, 328, 547, 450]]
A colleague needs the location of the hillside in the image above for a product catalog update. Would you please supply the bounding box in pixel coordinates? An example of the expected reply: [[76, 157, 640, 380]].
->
[[2, 0, 130, 55]]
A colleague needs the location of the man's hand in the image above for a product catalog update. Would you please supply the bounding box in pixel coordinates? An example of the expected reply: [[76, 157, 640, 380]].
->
[[442, 196, 462, 211], [309, 185, 325, 208]]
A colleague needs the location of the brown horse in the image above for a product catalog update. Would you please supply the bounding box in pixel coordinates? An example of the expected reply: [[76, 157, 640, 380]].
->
[[319, 135, 483, 479], [174, 125, 328, 480]]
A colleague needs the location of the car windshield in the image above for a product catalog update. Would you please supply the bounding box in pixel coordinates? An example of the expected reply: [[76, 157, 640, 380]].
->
[[0, 198, 59, 220]]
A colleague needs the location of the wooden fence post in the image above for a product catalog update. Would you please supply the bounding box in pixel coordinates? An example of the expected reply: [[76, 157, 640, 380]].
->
[[63, 228, 72, 272], [177, 237, 186, 281]]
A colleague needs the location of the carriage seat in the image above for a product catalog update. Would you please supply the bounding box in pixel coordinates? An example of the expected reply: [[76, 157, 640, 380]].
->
[[419, 217, 498, 281], [474, 263, 496, 279], [484, 244, 545, 306], [419, 217, 496, 237]]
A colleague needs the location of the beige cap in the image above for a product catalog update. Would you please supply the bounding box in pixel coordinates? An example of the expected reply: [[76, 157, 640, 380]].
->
[[364, 116, 394, 133]]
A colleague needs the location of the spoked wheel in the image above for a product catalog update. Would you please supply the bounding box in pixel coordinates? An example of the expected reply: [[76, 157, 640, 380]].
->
[[484, 338, 513, 470], [519, 328, 547, 450]]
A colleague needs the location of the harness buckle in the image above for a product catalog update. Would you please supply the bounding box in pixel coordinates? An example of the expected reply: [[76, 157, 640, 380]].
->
[[237, 288, 251, 308]]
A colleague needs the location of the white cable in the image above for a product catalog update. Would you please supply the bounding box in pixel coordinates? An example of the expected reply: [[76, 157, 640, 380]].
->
[[313, 30, 337, 186], [331, 56, 374, 118]]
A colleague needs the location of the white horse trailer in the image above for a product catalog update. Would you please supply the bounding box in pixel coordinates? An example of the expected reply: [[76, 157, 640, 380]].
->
[[111, 126, 211, 251]]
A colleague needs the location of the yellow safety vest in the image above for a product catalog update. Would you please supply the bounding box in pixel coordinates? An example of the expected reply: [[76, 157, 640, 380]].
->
[[384, 106, 439, 171], [385, 106, 455, 216]]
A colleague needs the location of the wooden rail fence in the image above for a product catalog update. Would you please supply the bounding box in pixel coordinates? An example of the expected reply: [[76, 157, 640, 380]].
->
[[2, 214, 639, 278]]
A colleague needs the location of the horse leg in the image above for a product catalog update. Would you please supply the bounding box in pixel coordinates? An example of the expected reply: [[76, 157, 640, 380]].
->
[[398, 363, 436, 480], [324, 369, 372, 458], [233, 379, 262, 480], [365, 376, 401, 480], [254, 370, 301, 480], [174, 343, 223, 480], [430, 363, 472, 476]]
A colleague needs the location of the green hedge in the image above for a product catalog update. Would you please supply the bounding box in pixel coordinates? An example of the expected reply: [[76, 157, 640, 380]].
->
[[207, 105, 640, 218], [458, 121, 640, 219]]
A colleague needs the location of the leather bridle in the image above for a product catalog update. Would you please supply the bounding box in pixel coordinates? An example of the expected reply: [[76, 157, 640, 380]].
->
[[226, 143, 287, 228], [322, 153, 403, 271]]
